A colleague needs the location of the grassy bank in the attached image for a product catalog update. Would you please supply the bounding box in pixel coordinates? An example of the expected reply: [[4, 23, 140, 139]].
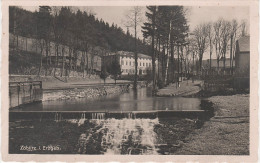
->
[[174, 94, 249, 155], [156, 80, 202, 97]]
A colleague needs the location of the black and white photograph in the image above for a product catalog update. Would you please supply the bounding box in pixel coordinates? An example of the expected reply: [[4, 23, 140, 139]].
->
[[2, 0, 258, 161]]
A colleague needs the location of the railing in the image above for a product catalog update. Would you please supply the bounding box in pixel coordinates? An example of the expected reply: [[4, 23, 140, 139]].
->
[[9, 81, 43, 108]]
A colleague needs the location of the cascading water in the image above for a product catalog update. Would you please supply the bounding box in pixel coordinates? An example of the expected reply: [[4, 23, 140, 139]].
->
[[92, 113, 105, 120], [77, 117, 159, 155], [78, 113, 86, 126], [54, 112, 62, 122]]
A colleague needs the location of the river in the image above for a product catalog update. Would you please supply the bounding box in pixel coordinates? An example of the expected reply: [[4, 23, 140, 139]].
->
[[13, 87, 201, 111]]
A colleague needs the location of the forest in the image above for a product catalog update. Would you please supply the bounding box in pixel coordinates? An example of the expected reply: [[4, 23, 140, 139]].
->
[[141, 6, 248, 91], [9, 6, 249, 91], [9, 6, 149, 54]]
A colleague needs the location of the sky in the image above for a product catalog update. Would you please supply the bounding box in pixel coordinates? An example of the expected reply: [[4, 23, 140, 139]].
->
[[21, 6, 249, 59]]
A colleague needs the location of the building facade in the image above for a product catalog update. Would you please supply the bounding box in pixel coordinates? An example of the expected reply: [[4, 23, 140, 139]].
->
[[104, 51, 157, 76], [202, 58, 235, 75], [235, 36, 250, 77]]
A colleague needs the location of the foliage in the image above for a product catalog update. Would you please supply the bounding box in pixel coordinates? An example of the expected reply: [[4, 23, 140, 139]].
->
[[9, 6, 149, 55], [142, 6, 189, 88], [100, 66, 109, 84], [108, 60, 122, 83]]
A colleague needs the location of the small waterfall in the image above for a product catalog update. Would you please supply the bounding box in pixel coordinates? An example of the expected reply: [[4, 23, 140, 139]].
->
[[77, 118, 159, 155], [91, 113, 105, 120], [127, 112, 136, 119], [78, 113, 86, 126], [54, 112, 62, 122]]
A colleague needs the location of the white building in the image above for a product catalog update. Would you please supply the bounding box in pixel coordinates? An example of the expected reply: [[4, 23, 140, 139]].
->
[[104, 51, 157, 76]]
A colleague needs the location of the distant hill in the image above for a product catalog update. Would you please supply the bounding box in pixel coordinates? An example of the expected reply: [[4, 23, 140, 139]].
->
[[9, 6, 150, 55]]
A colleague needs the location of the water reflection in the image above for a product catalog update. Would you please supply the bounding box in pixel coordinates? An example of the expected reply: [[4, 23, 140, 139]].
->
[[13, 87, 201, 111]]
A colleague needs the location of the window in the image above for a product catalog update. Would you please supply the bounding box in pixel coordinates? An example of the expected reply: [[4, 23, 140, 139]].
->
[[146, 63, 148, 67], [143, 63, 145, 66], [121, 61, 124, 65], [126, 61, 128, 65], [126, 69, 128, 73], [140, 62, 142, 66], [130, 61, 131, 66], [149, 63, 151, 67]]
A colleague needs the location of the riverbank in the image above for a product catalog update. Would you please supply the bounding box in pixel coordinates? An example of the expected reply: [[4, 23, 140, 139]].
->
[[9, 75, 130, 90], [43, 85, 129, 101], [174, 94, 249, 155], [156, 80, 202, 97]]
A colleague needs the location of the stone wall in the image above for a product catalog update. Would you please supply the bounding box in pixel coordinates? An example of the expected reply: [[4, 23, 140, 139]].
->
[[43, 85, 129, 101]]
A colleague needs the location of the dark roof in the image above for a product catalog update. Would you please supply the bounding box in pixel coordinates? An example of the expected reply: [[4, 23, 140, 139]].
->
[[237, 36, 250, 52], [116, 51, 152, 59]]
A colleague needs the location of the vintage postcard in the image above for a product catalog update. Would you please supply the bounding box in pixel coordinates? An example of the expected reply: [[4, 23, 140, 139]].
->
[[1, 0, 258, 162]]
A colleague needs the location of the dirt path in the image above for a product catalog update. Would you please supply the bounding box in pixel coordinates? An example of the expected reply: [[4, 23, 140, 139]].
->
[[175, 94, 249, 155]]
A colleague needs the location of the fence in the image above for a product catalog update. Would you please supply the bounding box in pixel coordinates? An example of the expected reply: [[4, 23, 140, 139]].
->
[[203, 75, 234, 91], [9, 81, 43, 108]]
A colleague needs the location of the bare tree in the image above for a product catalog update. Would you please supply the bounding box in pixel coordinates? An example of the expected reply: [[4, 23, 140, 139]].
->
[[219, 20, 231, 72], [124, 6, 143, 90], [213, 19, 222, 73], [187, 35, 198, 82], [206, 22, 214, 73], [193, 23, 209, 72], [230, 19, 238, 74], [51, 7, 61, 76]]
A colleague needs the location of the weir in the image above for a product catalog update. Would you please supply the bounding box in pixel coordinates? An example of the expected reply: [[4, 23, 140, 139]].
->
[[9, 109, 212, 122]]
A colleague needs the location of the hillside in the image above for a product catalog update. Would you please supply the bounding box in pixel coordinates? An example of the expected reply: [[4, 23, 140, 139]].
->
[[9, 6, 150, 55]]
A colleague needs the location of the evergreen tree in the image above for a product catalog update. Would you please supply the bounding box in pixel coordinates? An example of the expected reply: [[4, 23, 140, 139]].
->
[[142, 6, 157, 93], [109, 60, 122, 84]]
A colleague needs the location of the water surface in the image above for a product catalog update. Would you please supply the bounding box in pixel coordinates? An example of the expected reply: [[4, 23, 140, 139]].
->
[[13, 87, 201, 111]]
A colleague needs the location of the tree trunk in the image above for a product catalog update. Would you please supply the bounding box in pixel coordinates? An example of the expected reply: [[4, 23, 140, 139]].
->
[[54, 44, 58, 76], [170, 39, 174, 83], [217, 58, 220, 74], [26, 37, 28, 51], [152, 36, 156, 92], [192, 51, 194, 83], [158, 37, 161, 82], [49, 42, 51, 66], [83, 51, 86, 78], [38, 40, 43, 76], [177, 45, 180, 86], [45, 40, 48, 76], [209, 41, 212, 75], [181, 46, 183, 82], [162, 45, 166, 85], [16, 35, 19, 49], [69, 48, 72, 77], [133, 13, 138, 90], [165, 38, 169, 84], [230, 34, 233, 75], [61, 45, 65, 77]]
